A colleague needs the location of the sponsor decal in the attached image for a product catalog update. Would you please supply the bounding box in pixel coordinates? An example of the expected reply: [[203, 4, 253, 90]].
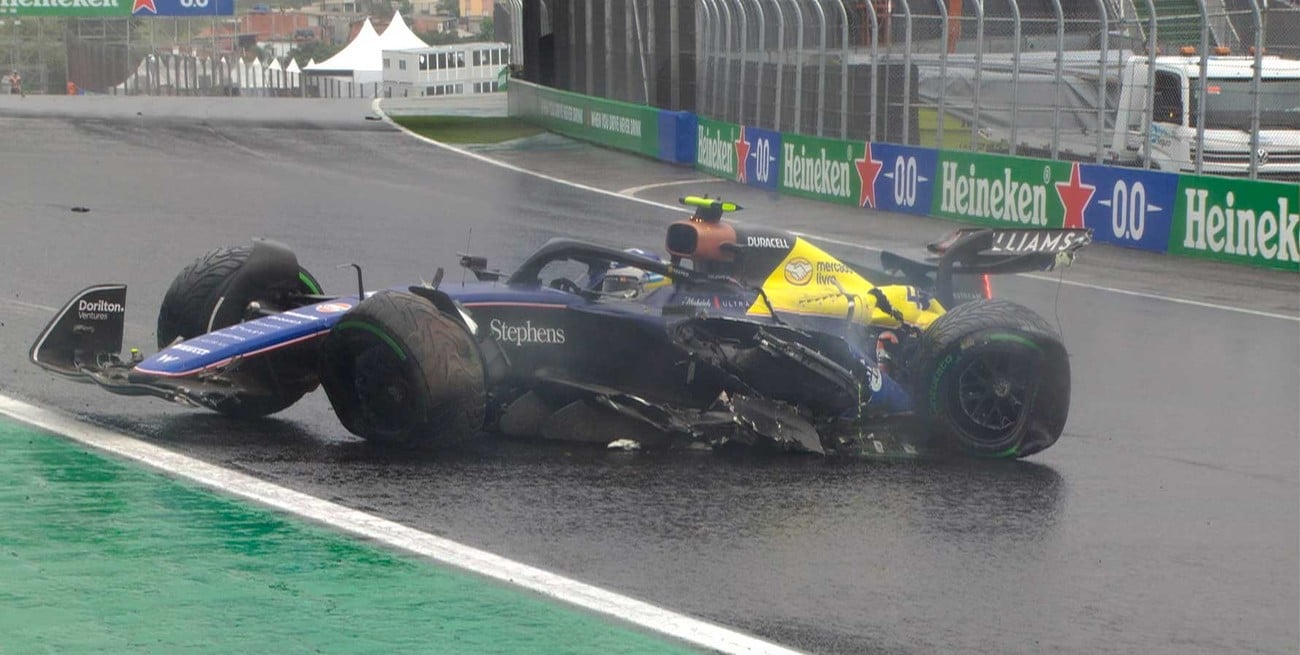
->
[[742, 126, 782, 191], [697, 121, 736, 177], [172, 343, 211, 356], [156, 354, 180, 364], [674, 294, 752, 310], [746, 235, 791, 249], [1083, 164, 1179, 253], [1174, 180, 1300, 270], [854, 143, 884, 209], [783, 142, 853, 200], [131, 0, 154, 13], [873, 143, 938, 216], [76, 298, 124, 321], [591, 110, 641, 137], [539, 99, 584, 125], [316, 302, 352, 314], [735, 126, 751, 183], [814, 261, 852, 286], [988, 230, 1091, 254], [489, 319, 566, 346], [784, 258, 813, 286], [939, 161, 1052, 226], [1054, 162, 1097, 229]]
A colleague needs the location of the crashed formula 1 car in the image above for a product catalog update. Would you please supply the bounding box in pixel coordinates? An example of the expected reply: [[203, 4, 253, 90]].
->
[[31, 197, 1091, 458]]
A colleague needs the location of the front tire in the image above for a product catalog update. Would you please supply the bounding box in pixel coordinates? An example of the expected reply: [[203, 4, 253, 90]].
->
[[911, 299, 1070, 458], [156, 241, 323, 418], [320, 291, 486, 447]]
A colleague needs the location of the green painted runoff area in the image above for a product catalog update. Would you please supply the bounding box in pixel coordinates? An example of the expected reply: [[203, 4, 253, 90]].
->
[[0, 418, 699, 654]]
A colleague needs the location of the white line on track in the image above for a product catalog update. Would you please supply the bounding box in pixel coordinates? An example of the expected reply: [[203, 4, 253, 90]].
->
[[374, 99, 1297, 323], [618, 178, 724, 196], [0, 392, 802, 655]]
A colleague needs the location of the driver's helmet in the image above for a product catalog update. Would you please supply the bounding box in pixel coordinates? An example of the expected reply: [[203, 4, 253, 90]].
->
[[601, 248, 667, 298]]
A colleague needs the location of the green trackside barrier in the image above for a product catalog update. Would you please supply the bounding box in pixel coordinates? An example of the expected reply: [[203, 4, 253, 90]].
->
[[508, 78, 660, 158], [505, 79, 1296, 273], [1169, 173, 1300, 272], [930, 149, 1078, 229]]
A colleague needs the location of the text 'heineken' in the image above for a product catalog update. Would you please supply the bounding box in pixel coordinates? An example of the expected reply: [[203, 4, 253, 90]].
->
[[940, 162, 1048, 226], [1181, 188, 1299, 263], [697, 125, 735, 176], [783, 144, 851, 199]]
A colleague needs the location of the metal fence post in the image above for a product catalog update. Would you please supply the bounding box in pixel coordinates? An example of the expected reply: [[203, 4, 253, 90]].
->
[[735, 0, 748, 126], [971, 0, 985, 151], [935, 0, 949, 148], [831, 0, 850, 140], [810, 0, 827, 137], [698, 0, 714, 115], [766, 0, 786, 131], [1046, 0, 1063, 159], [1247, 0, 1262, 180], [747, 0, 766, 127], [900, 0, 913, 146], [1008, 0, 1021, 156], [1141, 0, 1156, 169], [786, 0, 805, 133], [719, 0, 735, 122], [1194, 0, 1208, 174], [1094, 0, 1109, 163]]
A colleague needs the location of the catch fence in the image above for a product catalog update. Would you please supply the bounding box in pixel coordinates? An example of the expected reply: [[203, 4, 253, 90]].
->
[[690, 0, 1300, 179]]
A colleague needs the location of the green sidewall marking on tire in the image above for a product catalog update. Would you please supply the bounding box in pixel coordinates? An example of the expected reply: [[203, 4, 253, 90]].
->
[[298, 272, 322, 295], [984, 333, 1040, 349], [337, 321, 407, 361], [987, 445, 1020, 458]]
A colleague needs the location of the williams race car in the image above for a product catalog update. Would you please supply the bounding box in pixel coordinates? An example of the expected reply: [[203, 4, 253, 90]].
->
[[31, 197, 1090, 458]]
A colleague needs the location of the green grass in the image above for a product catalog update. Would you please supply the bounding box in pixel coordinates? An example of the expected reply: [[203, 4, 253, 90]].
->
[[393, 115, 544, 144]]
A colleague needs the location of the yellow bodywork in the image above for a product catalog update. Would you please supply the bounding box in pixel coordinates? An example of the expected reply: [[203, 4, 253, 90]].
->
[[746, 237, 946, 329]]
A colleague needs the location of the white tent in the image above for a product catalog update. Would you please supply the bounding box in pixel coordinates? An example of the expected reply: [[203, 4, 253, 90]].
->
[[305, 18, 383, 82], [304, 13, 428, 84], [285, 58, 301, 87], [377, 11, 428, 51], [267, 57, 284, 89]]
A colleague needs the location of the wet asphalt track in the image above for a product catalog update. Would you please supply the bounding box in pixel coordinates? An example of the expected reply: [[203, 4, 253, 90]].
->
[[1, 96, 1297, 654]]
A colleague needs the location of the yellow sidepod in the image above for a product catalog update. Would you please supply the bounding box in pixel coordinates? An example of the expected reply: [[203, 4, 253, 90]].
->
[[747, 237, 946, 329]]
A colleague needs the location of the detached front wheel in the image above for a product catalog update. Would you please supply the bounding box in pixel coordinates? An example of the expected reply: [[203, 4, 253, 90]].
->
[[912, 299, 1070, 458], [320, 291, 486, 447]]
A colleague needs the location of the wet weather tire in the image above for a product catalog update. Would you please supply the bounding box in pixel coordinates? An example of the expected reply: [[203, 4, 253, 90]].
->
[[319, 291, 486, 447], [156, 243, 323, 418], [912, 299, 1070, 458], [157, 245, 322, 347]]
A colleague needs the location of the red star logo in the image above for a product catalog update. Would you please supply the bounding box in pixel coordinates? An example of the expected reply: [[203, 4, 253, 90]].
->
[[132, 0, 157, 13], [1055, 162, 1096, 229], [854, 143, 883, 208], [734, 126, 751, 184]]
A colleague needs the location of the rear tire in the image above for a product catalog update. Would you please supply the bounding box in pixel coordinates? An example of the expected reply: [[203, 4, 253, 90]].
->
[[319, 291, 486, 447], [156, 242, 323, 418], [911, 299, 1070, 458]]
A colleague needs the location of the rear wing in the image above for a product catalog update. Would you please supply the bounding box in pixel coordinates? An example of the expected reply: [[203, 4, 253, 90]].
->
[[30, 284, 128, 377], [880, 228, 1091, 307]]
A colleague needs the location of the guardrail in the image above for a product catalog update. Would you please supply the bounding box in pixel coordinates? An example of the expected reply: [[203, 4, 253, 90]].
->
[[508, 79, 1297, 273]]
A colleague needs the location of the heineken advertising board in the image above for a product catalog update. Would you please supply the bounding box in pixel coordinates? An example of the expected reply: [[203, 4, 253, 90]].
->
[[0, 0, 233, 15], [1076, 164, 1180, 253], [695, 118, 740, 180], [779, 133, 865, 207], [1169, 174, 1300, 272], [507, 80, 1297, 271]]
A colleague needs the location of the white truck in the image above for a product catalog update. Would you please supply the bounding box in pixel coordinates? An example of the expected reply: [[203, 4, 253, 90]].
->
[[913, 50, 1300, 179]]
